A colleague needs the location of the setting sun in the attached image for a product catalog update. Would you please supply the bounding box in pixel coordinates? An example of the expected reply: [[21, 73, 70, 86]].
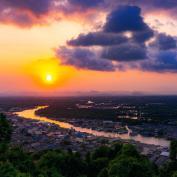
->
[[45, 74, 53, 83], [25, 58, 76, 89]]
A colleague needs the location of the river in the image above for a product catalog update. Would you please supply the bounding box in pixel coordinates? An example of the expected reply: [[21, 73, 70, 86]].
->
[[15, 106, 170, 147]]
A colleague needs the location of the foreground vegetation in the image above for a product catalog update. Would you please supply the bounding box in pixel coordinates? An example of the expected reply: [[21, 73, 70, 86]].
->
[[1, 113, 177, 177]]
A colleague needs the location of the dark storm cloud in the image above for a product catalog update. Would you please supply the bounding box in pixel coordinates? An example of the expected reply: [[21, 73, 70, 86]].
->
[[0, 0, 54, 26], [67, 0, 104, 8], [1, 0, 51, 16], [68, 32, 128, 46], [157, 33, 176, 50], [140, 51, 177, 72], [57, 4, 177, 73], [133, 27, 154, 43], [146, 0, 177, 9], [105, 0, 177, 11], [102, 43, 147, 61], [56, 47, 116, 71], [0, 0, 177, 26], [104, 6, 147, 33], [103, 5, 154, 42], [57, 5, 155, 70], [65, 5, 152, 63], [0, 0, 106, 26]]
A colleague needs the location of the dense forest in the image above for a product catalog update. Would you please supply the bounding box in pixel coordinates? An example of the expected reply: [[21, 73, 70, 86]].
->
[[35, 96, 177, 124], [1, 113, 177, 177]]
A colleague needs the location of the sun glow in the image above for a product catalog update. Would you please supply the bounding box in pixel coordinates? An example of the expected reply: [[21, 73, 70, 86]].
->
[[45, 74, 53, 83], [26, 58, 76, 89]]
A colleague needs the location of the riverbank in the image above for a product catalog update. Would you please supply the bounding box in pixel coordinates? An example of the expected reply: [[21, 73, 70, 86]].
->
[[1, 106, 169, 166], [7, 112, 169, 166], [16, 106, 170, 147]]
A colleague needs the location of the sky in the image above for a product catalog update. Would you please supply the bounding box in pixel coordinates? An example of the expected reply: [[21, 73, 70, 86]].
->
[[0, 0, 177, 96]]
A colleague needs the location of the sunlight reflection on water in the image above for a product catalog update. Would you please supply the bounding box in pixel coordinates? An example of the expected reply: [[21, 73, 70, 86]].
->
[[15, 106, 170, 147]]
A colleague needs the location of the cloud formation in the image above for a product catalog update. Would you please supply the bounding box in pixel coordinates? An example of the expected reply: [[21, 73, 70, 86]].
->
[[155, 33, 176, 50], [102, 43, 147, 61], [57, 5, 177, 72], [104, 6, 147, 33], [56, 47, 117, 71], [0, 0, 53, 26], [2, 0, 51, 15], [68, 32, 128, 46], [0, 0, 177, 26], [140, 50, 177, 72], [0, 1, 176, 73], [67, 0, 104, 8], [0, 0, 105, 26]]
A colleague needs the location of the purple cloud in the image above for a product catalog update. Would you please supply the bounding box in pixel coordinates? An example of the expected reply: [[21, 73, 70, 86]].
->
[[57, 5, 177, 72], [68, 32, 128, 46], [56, 47, 118, 71], [0, 0, 176, 26]]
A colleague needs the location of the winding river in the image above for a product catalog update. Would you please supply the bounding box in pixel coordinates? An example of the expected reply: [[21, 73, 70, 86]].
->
[[15, 106, 170, 147]]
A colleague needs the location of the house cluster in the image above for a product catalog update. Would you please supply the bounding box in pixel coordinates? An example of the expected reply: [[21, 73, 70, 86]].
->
[[6, 112, 170, 166]]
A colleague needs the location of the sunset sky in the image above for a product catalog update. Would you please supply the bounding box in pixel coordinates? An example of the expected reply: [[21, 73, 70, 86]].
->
[[0, 0, 177, 96]]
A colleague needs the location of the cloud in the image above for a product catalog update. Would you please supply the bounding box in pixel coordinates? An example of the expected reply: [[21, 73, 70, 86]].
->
[[0, 0, 53, 26], [56, 47, 117, 71], [60, 5, 152, 64], [133, 27, 154, 43], [68, 32, 128, 46], [0, 0, 104, 26], [155, 33, 176, 50], [103, 5, 154, 43], [67, 0, 104, 8], [66, 5, 152, 62], [104, 6, 147, 33], [104, 0, 177, 13], [145, 0, 177, 9], [102, 43, 147, 61], [140, 50, 177, 72], [0, 0, 176, 27], [1, 0, 51, 16], [57, 4, 177, 73]]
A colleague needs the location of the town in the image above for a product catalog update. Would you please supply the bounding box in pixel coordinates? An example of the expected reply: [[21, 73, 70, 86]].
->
[[4, 107, 170, 167]]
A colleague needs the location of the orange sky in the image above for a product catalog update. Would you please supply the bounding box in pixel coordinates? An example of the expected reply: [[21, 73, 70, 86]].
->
[[0, 11, 177, 96]]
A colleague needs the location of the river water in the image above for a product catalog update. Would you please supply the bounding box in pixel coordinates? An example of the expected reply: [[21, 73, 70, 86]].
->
[[15, 106, 170, 147]]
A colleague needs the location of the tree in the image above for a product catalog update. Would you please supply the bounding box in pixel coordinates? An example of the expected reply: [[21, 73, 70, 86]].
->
[[120, 144, 139, 158], [92, 146, 112, 160], [159, 161, 177, 177], [0, 161, 18, 177], [7, 147, 36, 175], [98, 168, 108, 177], [172, 171, 177, 177], [88, 158, 109, 177], [170, 140, 177, 161], [108, 156, 155, 177], [0, 113, 12, 143]]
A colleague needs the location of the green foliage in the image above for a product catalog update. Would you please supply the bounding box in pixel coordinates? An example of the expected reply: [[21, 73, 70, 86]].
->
[[170, 140, 177, 160], [92, 146, 112, 160], [7, 147, 36, 175], [108, 156, 155, 177], [159, 161, 177, 177], [172, 171, 177, 177], [37, 150, 86, 177], [0, 161, 17, 177], [0, 117, 176, 177], [120, 144, 139, 158], [0, 113, 12, 143], [0, 141, 174, 177], [98, 168, 108, 177]]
